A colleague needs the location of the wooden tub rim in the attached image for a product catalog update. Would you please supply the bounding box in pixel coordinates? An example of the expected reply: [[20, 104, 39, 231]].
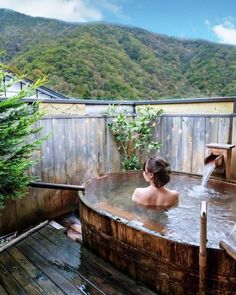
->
[[79, 170, 236, 250]]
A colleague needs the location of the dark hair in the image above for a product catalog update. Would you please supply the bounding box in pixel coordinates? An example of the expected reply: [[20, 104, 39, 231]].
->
[[143, 156, 171, 188]]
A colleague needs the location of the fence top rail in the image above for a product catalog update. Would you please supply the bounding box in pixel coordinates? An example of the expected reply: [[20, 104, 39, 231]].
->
[[1, 96, 236, 105]]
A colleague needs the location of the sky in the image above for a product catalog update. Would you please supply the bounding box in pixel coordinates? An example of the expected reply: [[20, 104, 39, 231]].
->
[[1, 0, 236, 45]]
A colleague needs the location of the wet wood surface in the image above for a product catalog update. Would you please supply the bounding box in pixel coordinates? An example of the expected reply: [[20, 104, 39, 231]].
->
[[0, 224, 157, 295]]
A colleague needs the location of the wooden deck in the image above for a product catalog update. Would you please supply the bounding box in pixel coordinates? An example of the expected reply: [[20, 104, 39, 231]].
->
[[0, 224, 158, 295]]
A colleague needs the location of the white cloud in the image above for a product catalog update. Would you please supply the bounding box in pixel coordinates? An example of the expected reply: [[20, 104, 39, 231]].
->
[[0, 0, 110, 22], [212, 19, 236, 45], [94, 0, 129, 21]]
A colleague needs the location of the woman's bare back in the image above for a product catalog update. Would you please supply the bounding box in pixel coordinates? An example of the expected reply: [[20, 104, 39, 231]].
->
[[132, 185, 178, 207]]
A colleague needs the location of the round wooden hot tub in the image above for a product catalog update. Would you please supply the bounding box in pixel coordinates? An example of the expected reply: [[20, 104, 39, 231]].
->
[[79, 171, 236, 294]]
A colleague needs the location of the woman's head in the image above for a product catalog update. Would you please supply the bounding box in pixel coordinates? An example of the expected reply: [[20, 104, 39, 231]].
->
[[143, 156, 171, 188]]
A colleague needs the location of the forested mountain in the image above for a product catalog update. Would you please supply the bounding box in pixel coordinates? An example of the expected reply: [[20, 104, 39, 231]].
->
[[1, 8, 236, 100]]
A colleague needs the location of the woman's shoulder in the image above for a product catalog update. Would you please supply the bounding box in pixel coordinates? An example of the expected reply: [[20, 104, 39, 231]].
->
[[132, 187, 142, 200], [167, 189, 179, 204], [169, 188, 178, 196], [171, 189, 179, 198], [132, 187, 149, 202]]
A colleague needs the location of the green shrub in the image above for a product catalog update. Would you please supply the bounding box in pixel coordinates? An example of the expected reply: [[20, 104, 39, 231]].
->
[[0, 67, 46, 208], [106, 105, 163, 170]]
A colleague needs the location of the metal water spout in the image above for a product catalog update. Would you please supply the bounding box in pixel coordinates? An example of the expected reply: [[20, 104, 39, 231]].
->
[[205, 143, 235, 180]]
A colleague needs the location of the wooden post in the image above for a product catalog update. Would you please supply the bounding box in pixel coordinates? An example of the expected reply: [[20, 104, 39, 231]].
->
[[199, 201, 207, 295], [0, 220, 48, 253]]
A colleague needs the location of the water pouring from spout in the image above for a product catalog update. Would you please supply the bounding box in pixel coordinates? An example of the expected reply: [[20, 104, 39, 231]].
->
[[201, 143, 235, 186], [201, 154, 223, 187]]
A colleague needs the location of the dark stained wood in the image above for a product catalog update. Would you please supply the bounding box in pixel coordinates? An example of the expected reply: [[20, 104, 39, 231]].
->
[[41, 225, 156, 295], [0, 224, 157, 295], [80, 170, 236, 295], [15, 191, 43, 230], [0, 283, 8, 295], [17, 240, 82, 295], [0, 262, 27, 295], [7, 246, 64, 295], [0, 251, 44, 295], [0, 200, 17, 234], [28, 232, 103, 295]]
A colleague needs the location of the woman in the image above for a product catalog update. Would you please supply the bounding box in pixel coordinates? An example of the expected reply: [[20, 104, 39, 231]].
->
[[132, 156, 179, 207]]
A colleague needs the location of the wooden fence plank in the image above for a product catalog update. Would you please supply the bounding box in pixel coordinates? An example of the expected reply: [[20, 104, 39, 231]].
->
[[52, 118, 66, 183], [64, 118, 77, 183], [205, 117, 219, 158], [86, 118, 99, 180], [231, 117, 236, 179], [74, 118, 87, 184], [153, 115, 163, 157], [171, 117, 182, 171], [40, 119, 55, 182], [106, 117, 120, 172], [181, 117, 193, 173], [30, 121, 42, 178], [161, 116, 172, 163], [218, 117, 231, 144], [95, 118, 106, 176], [191, 117, 206, 174]]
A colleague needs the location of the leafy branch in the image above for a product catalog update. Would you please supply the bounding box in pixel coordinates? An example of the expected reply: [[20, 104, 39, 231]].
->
[[0, 67, 47, 208], [106, 105, 163, 170]]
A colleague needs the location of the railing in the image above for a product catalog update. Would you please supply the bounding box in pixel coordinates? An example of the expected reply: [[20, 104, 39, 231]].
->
[[30, 182, 85, 192]]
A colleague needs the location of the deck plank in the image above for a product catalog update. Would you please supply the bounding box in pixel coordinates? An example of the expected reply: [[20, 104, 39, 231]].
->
[[0, 262, 27, 295], [7, 246, 64, 295], [0, 224, 157, 295], [30, 231, 102, 295], [0, 282, 9, 295], [40, 225, 157, 295], [40, 225, 81, 254], [16, 240, 82, 295], [0, 251, 44, 295]]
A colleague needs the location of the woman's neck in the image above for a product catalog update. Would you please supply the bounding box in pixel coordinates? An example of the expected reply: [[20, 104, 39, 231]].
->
[[149, 182, 166, 191]]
